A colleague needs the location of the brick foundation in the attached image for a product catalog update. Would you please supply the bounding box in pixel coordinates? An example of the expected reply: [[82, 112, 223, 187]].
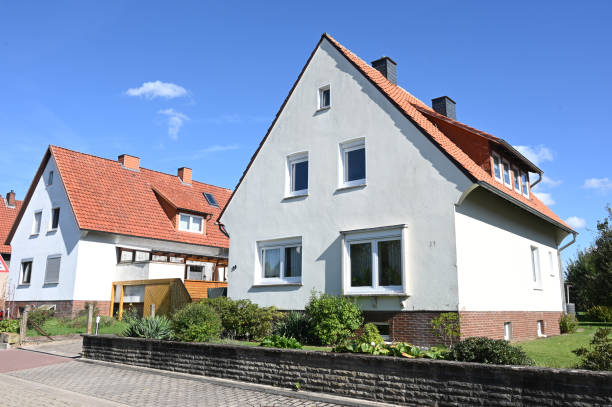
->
[[10, 300, 111, 318], [460, 311, 563, 342], [364, 311, 450, 347]]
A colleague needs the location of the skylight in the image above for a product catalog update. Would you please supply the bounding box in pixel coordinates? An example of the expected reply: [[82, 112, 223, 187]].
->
[[204, 192, 219, 207]]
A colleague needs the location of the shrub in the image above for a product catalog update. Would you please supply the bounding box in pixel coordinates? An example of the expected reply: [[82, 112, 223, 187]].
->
[[305, 292, 363, 345], [333, 340, 448, 359], [122, 304, 141, 325], [122, 315, 173, 340], [172, 302, 223, 342], [447, 337, 534, 365], [201, 297, 281, 340], [0, 319, 20, 333], [585, 306, 612, 323], [559, 313, 578, 333], [359, 323, 385, 346], [27, 307, 55, 328], [272, 312, 315, 344], [430, 313, 461, 346], [259, 335, 302, 349], [573, 327, 612, 371]]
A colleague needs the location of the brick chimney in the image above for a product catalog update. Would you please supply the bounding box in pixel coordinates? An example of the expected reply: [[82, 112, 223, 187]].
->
[[178, 167, 192, 185], [371, 56, 397, 85], [432, 96, 457, 120], [6, 190, 16, 207], [118, 154, 140, 171]]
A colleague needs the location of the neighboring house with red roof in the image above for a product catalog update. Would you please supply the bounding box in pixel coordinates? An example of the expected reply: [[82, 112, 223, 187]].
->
[[1, 190, 22, 312], [219, 34, 577, 345], [6, 146, 230, 317]]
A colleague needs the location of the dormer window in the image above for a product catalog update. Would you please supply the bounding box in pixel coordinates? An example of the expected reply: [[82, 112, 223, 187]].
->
[[492, 153, 502, 182], [521, 172, 530, 198], [512, 166, 521, 193], [319, 85, 330, 110], [179, 213, 203, 233], [502, 159, 512, 189]]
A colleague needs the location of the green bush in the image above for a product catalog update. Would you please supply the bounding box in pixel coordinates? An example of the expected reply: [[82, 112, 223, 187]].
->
[[359, 323, 385, 346], [172, 302, 223, 342], [259, 335, 302, 349], [333, 340, 447, 359], [559, 313, 578, 333], [272, 312, 315, 344], [122, 315, 173, 340], [305, 292, 363, 345], [0, 319, 20, 333], [447, 337, 534, 365], [201, 297, 281, 340], [573, 327, 612, 371], [27, 308, 55, 328], [430, 313, 461, 346], [585, 306, 612, 323]]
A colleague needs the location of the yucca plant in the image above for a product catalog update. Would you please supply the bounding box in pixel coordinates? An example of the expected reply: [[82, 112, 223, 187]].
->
[[122, 315, 173, 340]]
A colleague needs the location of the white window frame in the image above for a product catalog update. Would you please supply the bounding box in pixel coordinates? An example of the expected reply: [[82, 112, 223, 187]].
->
[[318, 85, 330, 110], [504, 322, 512, 341], [512, 165, 521, 193], [285, 152, 309, 197], [521, 171, 530, 198], [502, 159, 512, 189], [339, 138, 366, 189], [531, 246, 542, 290], [255, 237, 302, 285], [492, 152, 502, 183], [537, 320, 545, 337], [342, 225, 407, 296], [44, 255, 61, 284], [32, 210, 42, 235], [50, 207, 60, 231], [178, 213, 204, 234], [20, 260, 33, 285]]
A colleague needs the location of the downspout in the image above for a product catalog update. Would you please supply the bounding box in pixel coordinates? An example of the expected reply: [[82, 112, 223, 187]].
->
[[557, 232, 577, 313], [530, 172, 542, 189]]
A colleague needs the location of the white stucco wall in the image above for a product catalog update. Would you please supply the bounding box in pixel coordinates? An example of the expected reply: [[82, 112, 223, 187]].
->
[[8, 157, 81, 302], [222, 38, 473, 311], [455, 188, 564, 311]]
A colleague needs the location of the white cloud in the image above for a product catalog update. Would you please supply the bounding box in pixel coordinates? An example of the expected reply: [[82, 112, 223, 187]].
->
[[538, 175, 562, 189], [158, 108, 189, 139], [583, 177, 612, 192], [565, 216, 586, 229], [513, 145, 553, 166], [126, 81, 188, 99], [533, 191, 555, 206]]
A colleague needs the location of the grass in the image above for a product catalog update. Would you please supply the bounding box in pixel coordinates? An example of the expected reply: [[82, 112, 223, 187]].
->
[[26, 317, 128, 337], [214, 338, 332, 352], [518, 325, 598, 368]]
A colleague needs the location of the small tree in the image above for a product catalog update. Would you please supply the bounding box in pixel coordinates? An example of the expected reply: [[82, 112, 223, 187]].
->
[[573, 327, 612, 371], [430, 313, 461, 346]]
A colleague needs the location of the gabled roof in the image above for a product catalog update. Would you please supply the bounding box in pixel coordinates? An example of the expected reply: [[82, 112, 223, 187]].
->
[[0, 195, 22, 254], [7, 146, 231, 248], [219, 33, 573, 234]]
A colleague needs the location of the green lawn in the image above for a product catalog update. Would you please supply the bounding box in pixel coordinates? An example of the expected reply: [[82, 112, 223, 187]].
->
[[518, 325, 598, 368], [27, 318, 128, 337], [215, 339, 332, 352]]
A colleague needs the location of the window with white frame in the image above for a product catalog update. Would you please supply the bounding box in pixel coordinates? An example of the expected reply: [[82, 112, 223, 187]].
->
[[531, 246, 542, 289], [257, 238, 302, 284], [32, 211, 42, 235], [343, 227, 404, 294], [504, 322, 512, 341], [20, 261, 32, 284], [492, 153, 502, 182], [179, 213, 203, 233], [537, 320, 544, 337], [502, 159, 512, 189], [521, 171, 530, 198], [319, 85, 330, 109], [287, 153, 308, 196], [44, 256, 61, 284], [50, 207, 60, 230], [47, 170, 54, 186], [340, 139, 366, 188], [512, 166, 521, 193]]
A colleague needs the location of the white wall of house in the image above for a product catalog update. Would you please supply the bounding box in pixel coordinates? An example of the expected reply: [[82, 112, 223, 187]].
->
[[8, 157, 81, 302], [222, 38, 473, 311], [455, 188, 564, 311]]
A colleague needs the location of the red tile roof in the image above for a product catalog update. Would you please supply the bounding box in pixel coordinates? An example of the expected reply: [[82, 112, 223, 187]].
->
[[0, 195, 22, 254], [8, 146, 231, 249]]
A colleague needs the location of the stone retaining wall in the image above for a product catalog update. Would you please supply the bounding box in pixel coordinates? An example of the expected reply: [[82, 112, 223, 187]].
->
[[82, 335, 612, 406]]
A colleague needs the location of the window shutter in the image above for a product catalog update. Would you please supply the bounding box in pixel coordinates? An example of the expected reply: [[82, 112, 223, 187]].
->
[[44, 257, 61, 284]]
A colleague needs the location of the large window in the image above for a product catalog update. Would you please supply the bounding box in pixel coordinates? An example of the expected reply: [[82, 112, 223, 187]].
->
[[343, 227, 404, 294], [44, 256, 61, 284], [257, 238, 302, 284], [50, 207, 60, 230], [531, 246, 542, 289], [179, 213, 203, 233], [340, 139, 366, 188], [287, 153, 308, 196], [20, 261, 32, 285], [32, 211, 42, 235]]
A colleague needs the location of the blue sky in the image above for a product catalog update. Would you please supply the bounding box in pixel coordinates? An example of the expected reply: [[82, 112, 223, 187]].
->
[[1, 1, 610, 262]]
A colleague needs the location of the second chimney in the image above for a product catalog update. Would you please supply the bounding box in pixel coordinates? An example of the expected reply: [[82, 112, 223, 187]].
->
[[432, 96, 457, 120], [6, 190, 16, 207], [371, 56, 397, 85], [118, 154, 140, 171], [178, 167, 192, 185]]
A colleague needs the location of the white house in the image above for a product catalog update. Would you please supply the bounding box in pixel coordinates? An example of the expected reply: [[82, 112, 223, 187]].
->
[[219, 34, 576, 345], [6, 146, 230, 317]]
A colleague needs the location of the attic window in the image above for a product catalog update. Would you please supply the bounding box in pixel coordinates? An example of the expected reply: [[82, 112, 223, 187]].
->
[[48, 171, 54, 186], [492, 153, 502, 182], [179, 213, 203, 233], [204, 193, 219, 208], [319, 85, 330, 110]]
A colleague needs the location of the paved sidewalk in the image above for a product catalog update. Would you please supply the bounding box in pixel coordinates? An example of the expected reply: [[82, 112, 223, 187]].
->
[[19, 338, 83, 358]]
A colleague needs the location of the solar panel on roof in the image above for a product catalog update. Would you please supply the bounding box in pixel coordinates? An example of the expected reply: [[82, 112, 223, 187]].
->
[[204, 192, 219, 207]]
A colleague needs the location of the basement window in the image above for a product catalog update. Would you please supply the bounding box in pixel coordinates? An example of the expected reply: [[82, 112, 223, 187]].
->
[[179, 213, 203, 233], [319, 85, 330, 110], [374, 323, 390, 341], [537, 320, 545, 337], [504, 322, 512, 341]]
